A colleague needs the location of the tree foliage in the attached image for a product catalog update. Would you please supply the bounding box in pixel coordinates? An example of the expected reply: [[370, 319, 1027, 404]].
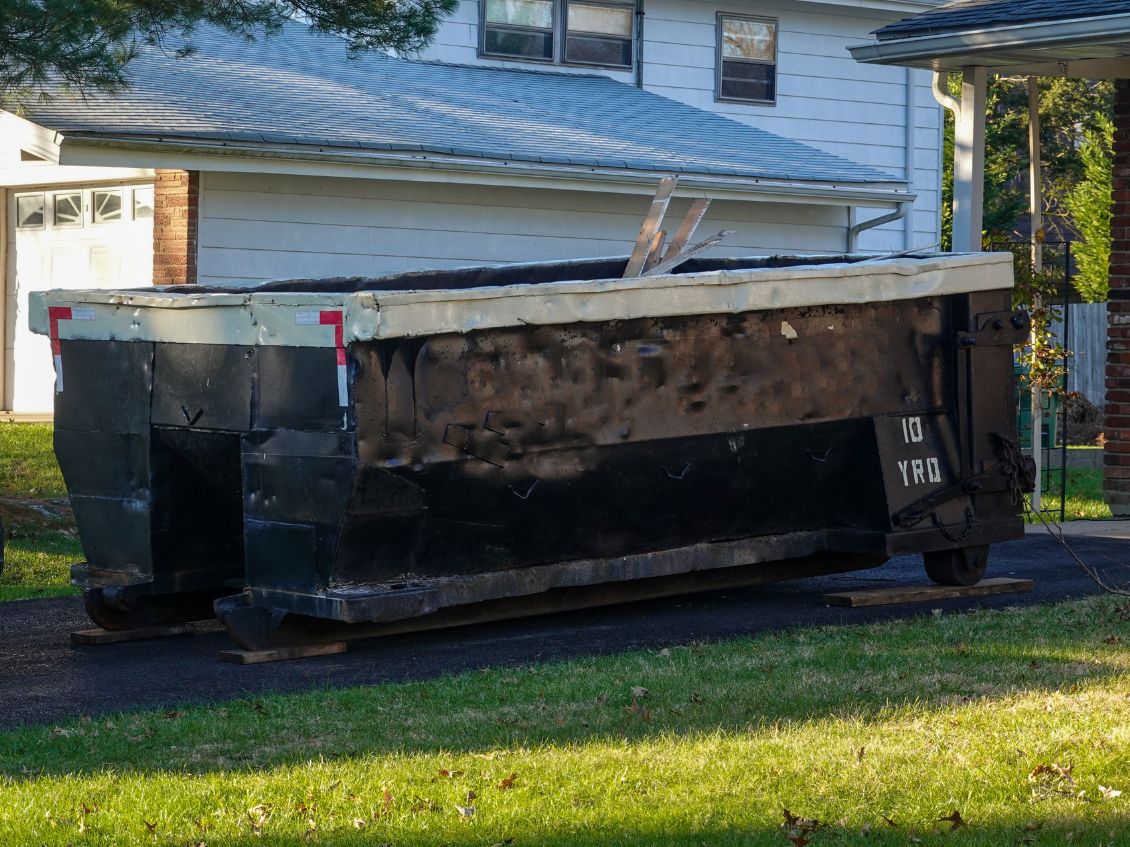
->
[[0, 0, 458, 102], [1063, 114, 1114, 303], [940, 75, 1114, 256]]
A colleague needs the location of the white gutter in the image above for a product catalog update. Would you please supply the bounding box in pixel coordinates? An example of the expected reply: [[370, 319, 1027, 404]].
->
[[849, 13, 1130, 67], [55, 134, 914, 207]]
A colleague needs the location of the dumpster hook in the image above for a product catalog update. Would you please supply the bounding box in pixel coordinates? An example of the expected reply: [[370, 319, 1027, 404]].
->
[[661, 463, 691, 480], [508, 479, 540, 500], [806, 446, 833, 463]]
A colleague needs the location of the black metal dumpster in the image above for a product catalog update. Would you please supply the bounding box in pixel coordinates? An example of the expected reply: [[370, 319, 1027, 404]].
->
[[31, 252, 1032, 648]]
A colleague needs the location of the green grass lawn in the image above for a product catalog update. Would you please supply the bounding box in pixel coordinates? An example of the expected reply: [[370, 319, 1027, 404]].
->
[[0, 596, 1127, 845], [0, 422, 81, 601], [1024, 467, 1113, 524]]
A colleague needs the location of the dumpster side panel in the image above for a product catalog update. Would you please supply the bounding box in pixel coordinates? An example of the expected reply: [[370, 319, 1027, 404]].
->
[[318, 298, 954, 587], [54, 340, 156, 578]]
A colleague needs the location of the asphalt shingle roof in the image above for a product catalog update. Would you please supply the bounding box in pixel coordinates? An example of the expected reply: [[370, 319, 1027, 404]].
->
[[875, 0, 1130, 40], [24, 23, 899, 185]]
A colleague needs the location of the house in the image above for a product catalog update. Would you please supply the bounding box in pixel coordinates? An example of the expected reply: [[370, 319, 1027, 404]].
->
[[1, 0, 942, 414]]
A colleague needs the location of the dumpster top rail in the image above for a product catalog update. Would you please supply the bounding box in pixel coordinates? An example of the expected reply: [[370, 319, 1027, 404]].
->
[[30, 251, 1013, 348]]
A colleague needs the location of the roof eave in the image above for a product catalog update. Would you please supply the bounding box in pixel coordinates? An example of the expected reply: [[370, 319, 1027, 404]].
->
[[55, 133, 913, 208], [850, 13, 1130, 70]]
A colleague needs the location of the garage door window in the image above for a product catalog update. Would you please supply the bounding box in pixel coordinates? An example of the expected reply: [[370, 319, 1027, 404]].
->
[[53, 192, 82, 227], [133, 187, 154, 219], [15, 193, 44, 229], [92, 189, 122, 224]]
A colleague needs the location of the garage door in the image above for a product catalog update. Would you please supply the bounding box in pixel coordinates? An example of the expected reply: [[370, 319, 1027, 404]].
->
[[5, 183, 153, 413]]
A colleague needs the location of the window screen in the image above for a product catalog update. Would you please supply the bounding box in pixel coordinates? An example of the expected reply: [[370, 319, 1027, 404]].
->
[[483, 0, 554, 59], [718, 15, 776, 103], [565, 1, 633, 67]]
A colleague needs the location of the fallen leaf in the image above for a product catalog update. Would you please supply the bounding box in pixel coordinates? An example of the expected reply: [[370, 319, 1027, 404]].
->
[[1022, 821, 1042, 832], [783, 808, 799, 827], [881, 814, 897, 827], [631, 686, 649, 699], [497, 772, 518, 790], [659, 648, 671, 657], [465, 790, 477, 804], [1103, 635, 1121, 645], [787, 832, 809, 847], [164, 710, 182, 720], [436, 769, 464, 779], [856, 745, 865, 762], [144, 820, 157, 833], [938, 810, 966, 830], [352, 817, 366, 829], [1099, 785, 1123, 799], [382, 787, 393, 814], [456, 804, 476, 820]]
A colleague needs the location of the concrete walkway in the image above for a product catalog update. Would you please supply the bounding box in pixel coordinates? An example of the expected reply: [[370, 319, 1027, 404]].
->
[[1024, 518, 1130, 539]]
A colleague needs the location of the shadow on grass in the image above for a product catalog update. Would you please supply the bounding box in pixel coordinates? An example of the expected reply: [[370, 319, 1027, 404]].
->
[[0, 596, 1126, 781]]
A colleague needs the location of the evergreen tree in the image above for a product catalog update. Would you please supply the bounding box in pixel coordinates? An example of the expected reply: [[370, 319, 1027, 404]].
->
[[1064, 114, 1114, 302], [0, 0, 458, 102]]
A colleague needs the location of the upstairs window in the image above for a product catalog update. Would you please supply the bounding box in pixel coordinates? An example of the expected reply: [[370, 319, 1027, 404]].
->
[[482, 0, 634, 69], [484, 0, 554, 60], [717, 14, 777, 104]]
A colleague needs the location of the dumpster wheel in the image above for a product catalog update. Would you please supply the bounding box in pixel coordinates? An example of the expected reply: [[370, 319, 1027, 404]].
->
[[923, 545, 989, 587], [82, 586, 223, 631]]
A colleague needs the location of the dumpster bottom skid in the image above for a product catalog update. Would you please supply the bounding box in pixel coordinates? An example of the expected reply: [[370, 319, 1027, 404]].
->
[[40, 253, 1032, 650]]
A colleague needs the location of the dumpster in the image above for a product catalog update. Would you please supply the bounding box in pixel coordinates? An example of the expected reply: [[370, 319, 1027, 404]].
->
[[30, 251, 1033, 649]]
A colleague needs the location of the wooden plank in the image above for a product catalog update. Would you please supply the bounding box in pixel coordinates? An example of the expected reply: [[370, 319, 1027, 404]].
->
[[662, 198, 711, 261], [217, 642, 348, 665], [642, 229, 667, 273], [642, 229, 736, 277], [623, 176, 678, 278], [70, 623, 195, 645], [823, 577, 1033, 608]]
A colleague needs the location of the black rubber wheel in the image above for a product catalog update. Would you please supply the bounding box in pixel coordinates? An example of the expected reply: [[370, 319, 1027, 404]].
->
[[923, 545, 989, 587], [83, 587, 221, 631]]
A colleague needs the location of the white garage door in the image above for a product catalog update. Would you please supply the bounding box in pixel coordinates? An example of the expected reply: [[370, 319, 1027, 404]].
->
[[5, 183, 154, 413]]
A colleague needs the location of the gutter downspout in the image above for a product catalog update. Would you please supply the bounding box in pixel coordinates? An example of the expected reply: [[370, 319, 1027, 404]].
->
[[635, 0, 645, 88], [905, 67, 916, 250], [846, 202, 910, 252]]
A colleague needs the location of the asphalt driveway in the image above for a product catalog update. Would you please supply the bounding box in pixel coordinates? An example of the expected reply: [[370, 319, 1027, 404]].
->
[[1, 527, 1123, 729]]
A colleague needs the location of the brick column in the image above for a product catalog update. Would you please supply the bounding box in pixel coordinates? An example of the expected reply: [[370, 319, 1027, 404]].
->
[[1105, 80, 1130, 514], [152, 169, 199, 285]]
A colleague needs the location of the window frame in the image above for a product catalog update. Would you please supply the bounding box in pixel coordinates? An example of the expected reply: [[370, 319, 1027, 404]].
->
[[52, 191, 84, 228], [715, 12, 778, 106], [14, 192, 46, 230], [479, 0, 636, 71]]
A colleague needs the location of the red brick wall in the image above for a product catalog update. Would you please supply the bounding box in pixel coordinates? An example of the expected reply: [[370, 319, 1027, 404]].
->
[[152, 169, 199, 286], [1105, 80, 1130, 514]]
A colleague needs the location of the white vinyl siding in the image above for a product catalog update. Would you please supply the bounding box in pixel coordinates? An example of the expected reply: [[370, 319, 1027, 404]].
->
[[197, 172, 852, 286], [416, 0, 942, 252]]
